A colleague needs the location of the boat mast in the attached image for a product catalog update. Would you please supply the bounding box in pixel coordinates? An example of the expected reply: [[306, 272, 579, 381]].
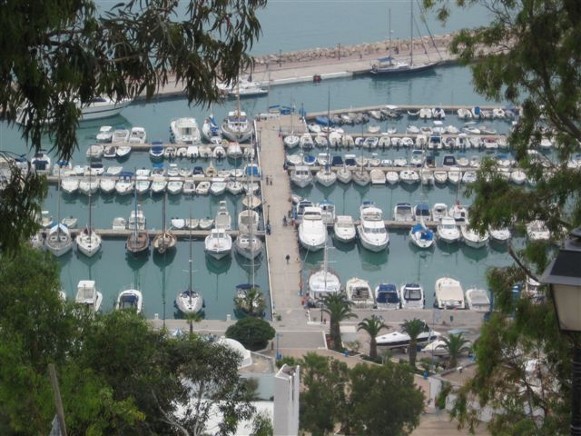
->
[[87, 168, 92, 236], [410, 0, 414, 65]]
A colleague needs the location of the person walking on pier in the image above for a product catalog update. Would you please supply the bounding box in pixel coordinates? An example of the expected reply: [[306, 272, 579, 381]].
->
[[285, 254, 290, 264]]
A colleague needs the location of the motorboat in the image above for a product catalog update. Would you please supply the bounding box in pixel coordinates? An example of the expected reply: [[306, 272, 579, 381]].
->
[[79, 96, 132, 121], [385, 170, 399, 185], [238, 209, 260, 235], [449, 202, 469, 225], [399, 283, 425, 309], [169, 117, 201, 144], [112, 217, 127, 230], [370, 168, 386, 185], [221, 109, 253, 143], [195, 181, 211, 195], [75, 280, 103, 312], [318, 199, 336, 227], [201, 114, 223, 143], [221, 78, 268, 98], [78, 178, 100, 195], [393, 202, 414, 222], [214, 200, 232, 231], [61, 177, 80, 195], [167, 178, 184, 195], [437, 216, 461, 244], [234, 233, 263, 260], [284, 134, 300, 149], [489, 227, 512, 244], [413, 202, 431, 221], [96, 125, 113, 143], [333, 215, 356, 243], [465, 287, 491, 312], [399, 169, 420, 184], [199, 217, 214, 230], [290, 165, 313, 188], [115, 172, 134, 196], [461, 223, 489, 248], [345, 277, 375, 307], [293, 199, 314, 224], [150, 177, 167, 194], [298, 206, 327, 252], [433, 169, 448, 184], [357, 200, 389, 252], [111, 128, 130, 143], [204, 228, 232, 260], [242, 194, 262, 210], [526, 220, 550, 241], [376, 323, 440, 349], [434, 277, 466, 309], [374, 283, 401, 309], [431, 203, 448, 222], [116, 288, 143, 313], [149, 143, 164, 160], [409, 221, 435, 249]]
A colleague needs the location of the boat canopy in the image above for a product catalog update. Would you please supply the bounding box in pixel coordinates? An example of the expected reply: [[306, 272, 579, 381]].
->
[[376, 284, 399, 304]]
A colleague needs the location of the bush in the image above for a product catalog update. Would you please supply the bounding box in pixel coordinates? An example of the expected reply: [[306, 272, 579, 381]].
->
[[225, 317, 276, 351]]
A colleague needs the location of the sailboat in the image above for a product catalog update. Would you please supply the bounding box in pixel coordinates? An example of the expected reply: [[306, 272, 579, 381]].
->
[[235, 167, 263, 260], [76, 171, 102, 257], [125, 189, 150, 256], [307, 239, 341, 298], [370, 4, 440, 75], [45, 168, 73, 257], [152, 191, 177, 254], [175, 220, 204, 315]]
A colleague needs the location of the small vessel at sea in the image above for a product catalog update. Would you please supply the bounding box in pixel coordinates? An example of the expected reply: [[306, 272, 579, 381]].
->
[[298, 206, 327, 252], [204, 228, 232, 260], [409, 219, 435, 249], [437, 216, 461, 244], [75, 280, 103, 312], [374, 283, 401, 309], [169, 117, 201, 144], [460, 222, 489, 249], [434, 277, 466, 309], [125, 192, 150, 256], [465, 287, 491, 312], [357, 200, 389, 252], [333, 215, 356, 243], [307, 239, 341, 298], [399, 283, 424, 309], [221, 109, 253, 143], [290, 165, 313, 188], [345, 277, 375, 308], [175, 226, 204, 315], [376, 322, 440, 349], [152, 192, 177, 255], [116, 288, 143, 314]]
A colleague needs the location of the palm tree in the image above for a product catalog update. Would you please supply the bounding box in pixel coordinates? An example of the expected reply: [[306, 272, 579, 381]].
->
[[401, 318, 428, 367], [442, 333, 471, 369], [357, 315, 389, 360], [234, 286, 266, 317], [320, 293, 357, 351], [184, 311, 203, 335]]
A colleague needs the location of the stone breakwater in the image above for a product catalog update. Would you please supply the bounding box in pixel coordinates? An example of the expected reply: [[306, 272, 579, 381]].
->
[[252, 33, 456, 68]]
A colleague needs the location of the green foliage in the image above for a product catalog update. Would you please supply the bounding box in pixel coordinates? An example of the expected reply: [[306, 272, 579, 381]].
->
[[225, 317, 275, 351], [320, 293, 357, 351], [435, 382, 452, 410], [442, 333, 471, 369], [250, 410, 273, 436], [0, 0, 266, 253], [357, 314, 389, 359], [298, 353, 424, 436], [234, 286, 267, 318], [401, 318, 429, 368]]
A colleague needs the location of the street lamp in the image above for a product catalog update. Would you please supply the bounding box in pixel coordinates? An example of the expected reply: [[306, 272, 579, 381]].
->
[[542, 227, 581, 435]]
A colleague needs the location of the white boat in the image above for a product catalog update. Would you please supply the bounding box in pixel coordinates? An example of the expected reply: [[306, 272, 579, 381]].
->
[[385, 170, 399, 185], [167, 178, 183, 195], [489, 227, 512, 244], [315, 165, 337, 187], [370, 168, 386, 185], [111, 128, 130, 143], [96, 125, 113, 142], [204, 228, 232, 260], [460, 223, 489, 248], [298, 206, 327, 252], [336, 166, 352, 184], [76, 179, 102, 257], [242, 194, 262, 210], [199, 217, 214, 230], [375, 283, 401, 309], [104, 144, 118, 159], [393, 202, 414, 222], [399, 283, 425, 309], [209, 178, 227, 196], [431, 203, 448, 222], [126, 195, 150, 256], [45, 223, 73, 257], [112, 217, 127, 230], [176, 229, 204, 315], [61, 177, 79, 194], [308, 241, 341, 297], [351, 168, 371, 186], [226, 180, 244, 196], [234, 232, 263, 260], [116, 144, 132, 159], [465, 288, 491, 312], [399, 169, 420, 184], [128, 126, 147, 143], [152, 193, 177, 255], [201, 114, 222, 143], [238, 209, 260, 235], [116, 288, 143, 313], [195, 181, 211, 195], [433, 169, 448, 184], [434, 277, 466, 309], [284, 134, 300, 149], [357, 200, 389, 252], [409, 220, 435, 249], [79, 96, 132, 121], [345, 277, 375, 307], [221, 109, 253, 143], [449, 202, 469, 225], [214, 200, 232, 231], [115, 174, 134, 196], [75, 280, 103, 312], [150, 177, 167, 194], [376, 323, 440, 349], [437, 216, 461, 244], [170, 117, 201, 144], [333, 215, 356, 243], [526, 220, 550, 241], [290, 165, 313, 188], [135, 176, 151, 195]]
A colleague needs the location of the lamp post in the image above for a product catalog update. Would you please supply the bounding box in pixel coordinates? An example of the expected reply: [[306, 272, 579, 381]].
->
[[542, 227, 581, 435], [276, 332, 281, 360]]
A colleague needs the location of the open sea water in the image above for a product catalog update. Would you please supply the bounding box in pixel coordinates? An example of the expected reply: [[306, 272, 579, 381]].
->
[[0, 2, 512, 320]]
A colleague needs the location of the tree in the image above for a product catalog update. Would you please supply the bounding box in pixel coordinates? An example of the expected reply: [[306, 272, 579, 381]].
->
[[442, 333, 471, 369], [234, 286, 267, 318], [421, 1, 580, 432], [183, 311, 204, 335], [225, 317, 275, 351], [0, 0, 266, 252], [348, 362, 425, 435], [357, 315, 389, 360], [320, 293, 357, 351], [401, 318, 428, 368]]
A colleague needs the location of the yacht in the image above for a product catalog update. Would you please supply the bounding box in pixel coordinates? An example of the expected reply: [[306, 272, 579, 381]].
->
[[169, 117, 202, 144], [307, 242, 341, 298], [204, 228, 232, 260], [201, 114, 223, 143], [116, 288, 143, 313], [460, 223, 490, 248], [79, 96, 132, 121], [336, 166, 352, 184], [431, 203, 448, 222], [434, 277, 466, 309], [221, 109, 253, 143], [526, 220, 551, 241], [399, 283, 425, 309], [234, 233, 263, 260], [437, 216, 461, 244], [45, 223, 73, 257], [489, 227, 512, 244], [409, 221, 435, 249], [393, 202, 414, 222], [357, 201, 389, 252], [238, 209, 260, 235], [298, 206, 327, 252], [449, 202, 469, 225], [290, 165, 313, 188], [345, 277, 375, 308], [75, 280, 103, 312], [465, 287, 491, 312], [374, 283, 401, 309], [214, 200, 232, 231], [315, 164, 337, 187], [376, 322, 440, 349], [333, 215, 356, 243]]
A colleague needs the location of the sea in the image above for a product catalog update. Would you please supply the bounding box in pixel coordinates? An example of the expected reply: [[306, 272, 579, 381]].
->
[[0, 2, 518, 321]]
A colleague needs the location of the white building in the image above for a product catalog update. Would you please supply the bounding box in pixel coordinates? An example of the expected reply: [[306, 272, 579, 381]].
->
[[273, 364, 300, 436]]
